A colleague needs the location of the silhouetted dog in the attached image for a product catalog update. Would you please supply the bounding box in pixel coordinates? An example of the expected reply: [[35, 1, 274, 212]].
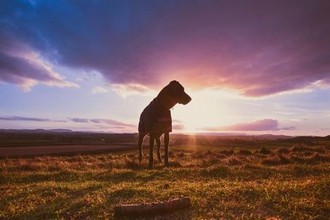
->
[[138, 80, 191, 168]]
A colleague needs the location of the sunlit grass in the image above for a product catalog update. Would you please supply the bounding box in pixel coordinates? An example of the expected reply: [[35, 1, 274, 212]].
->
[[1, 145, 329, 219]]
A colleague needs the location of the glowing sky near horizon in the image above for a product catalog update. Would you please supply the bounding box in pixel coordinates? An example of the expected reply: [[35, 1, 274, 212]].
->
[[1, 0, 330, 136]]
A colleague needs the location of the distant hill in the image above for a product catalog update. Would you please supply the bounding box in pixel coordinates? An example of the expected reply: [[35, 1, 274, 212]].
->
[[49, 129, 74, 133], [182, 132, 292, 140], [0, 129, 329, 148], [255, 134, 292, 140], [190, 132, 247, 136]]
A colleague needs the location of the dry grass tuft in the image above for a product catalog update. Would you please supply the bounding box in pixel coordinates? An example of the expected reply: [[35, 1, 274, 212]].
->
[[223, 155, 242, 165], [290, 145, 309, 152], [167, 160, 182, 167], [262, 153, 290, 166], [220, 149, 234, 155], [257, 147, 272, 155], [238, 149, 252, 155], [276, 147, 290, 154], [125, 159, 142, 170]]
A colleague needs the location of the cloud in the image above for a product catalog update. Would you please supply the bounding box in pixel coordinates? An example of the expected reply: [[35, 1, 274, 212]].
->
[[70, 118, 89, 123], [69, 117, 135, 129], [172, 119, 185, 130], [95, 119, 135, 128], [203, 119, 295, 131], [1, 1, 330, 96], [321, 128, 330, 131], [173, 124, 184, 131], [0, 116, 65, 122], [110, 83, 152, 97], [91, 86, 109, 94], [0, 116, 134, 129], [0, 115, 135, 131], [0, 30, 79, 91]]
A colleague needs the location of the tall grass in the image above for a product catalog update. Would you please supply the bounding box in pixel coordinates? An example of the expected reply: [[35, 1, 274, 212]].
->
[[1, 145, 329, 219]]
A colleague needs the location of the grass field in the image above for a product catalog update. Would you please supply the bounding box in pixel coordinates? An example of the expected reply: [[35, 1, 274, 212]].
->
[[1, 135, 330, 219]]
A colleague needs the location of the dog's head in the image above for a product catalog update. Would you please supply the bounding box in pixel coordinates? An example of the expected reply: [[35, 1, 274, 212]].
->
[[168, 80, 192, 105], [158, 80, 192, 109]]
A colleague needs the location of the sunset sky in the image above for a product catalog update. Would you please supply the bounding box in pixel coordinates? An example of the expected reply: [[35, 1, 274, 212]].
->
[[1, 0, 330, 136]]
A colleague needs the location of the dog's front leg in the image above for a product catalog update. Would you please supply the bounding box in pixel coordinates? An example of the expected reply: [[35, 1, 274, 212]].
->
[[164, 132, 169, 167], [149, 135, 155, 169]]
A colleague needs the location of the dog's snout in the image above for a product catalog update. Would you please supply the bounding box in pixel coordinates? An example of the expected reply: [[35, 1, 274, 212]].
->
[[181, 93, 192, 105], [186, 94, 192, 103]]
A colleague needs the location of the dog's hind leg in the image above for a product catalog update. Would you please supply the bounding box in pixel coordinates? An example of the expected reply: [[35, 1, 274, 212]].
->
[[149, 135, 155, 169], [164, 132, 169, 167], [156, 138, 162, 163], [138, 133, 145, 162]]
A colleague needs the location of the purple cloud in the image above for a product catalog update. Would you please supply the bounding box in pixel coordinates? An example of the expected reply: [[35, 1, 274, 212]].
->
[[1, 1, 329, 95], [70, 118, 89, 123], [69, 118, 135, 128], [89, 119, 102, 123], [0, 116, 64, 122], [0, 31, 78, 91], [97, 119, 135, 128], [0, 115, 134, 130], [204, 119, 295, 131]]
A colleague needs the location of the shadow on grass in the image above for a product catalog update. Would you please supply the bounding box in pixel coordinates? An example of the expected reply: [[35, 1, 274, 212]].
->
[[108, 188, 154, 202], [7, 184, 103, 219]]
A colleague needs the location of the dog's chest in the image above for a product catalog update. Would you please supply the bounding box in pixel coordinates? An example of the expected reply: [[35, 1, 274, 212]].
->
[[139, 100, 172, 133]]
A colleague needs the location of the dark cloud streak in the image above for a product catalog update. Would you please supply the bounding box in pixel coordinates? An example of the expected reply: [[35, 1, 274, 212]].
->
[[0, 116, 64, 122], [0, 115, 134, 129], [69, 117, 135, 128]]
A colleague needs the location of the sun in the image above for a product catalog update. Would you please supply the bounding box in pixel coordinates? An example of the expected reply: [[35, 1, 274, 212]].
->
[[171, 89, 236, 133]]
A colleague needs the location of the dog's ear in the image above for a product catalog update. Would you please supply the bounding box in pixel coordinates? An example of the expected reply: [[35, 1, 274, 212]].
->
[[169, 80, 179, 85], [168, 80, 184, 94]]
